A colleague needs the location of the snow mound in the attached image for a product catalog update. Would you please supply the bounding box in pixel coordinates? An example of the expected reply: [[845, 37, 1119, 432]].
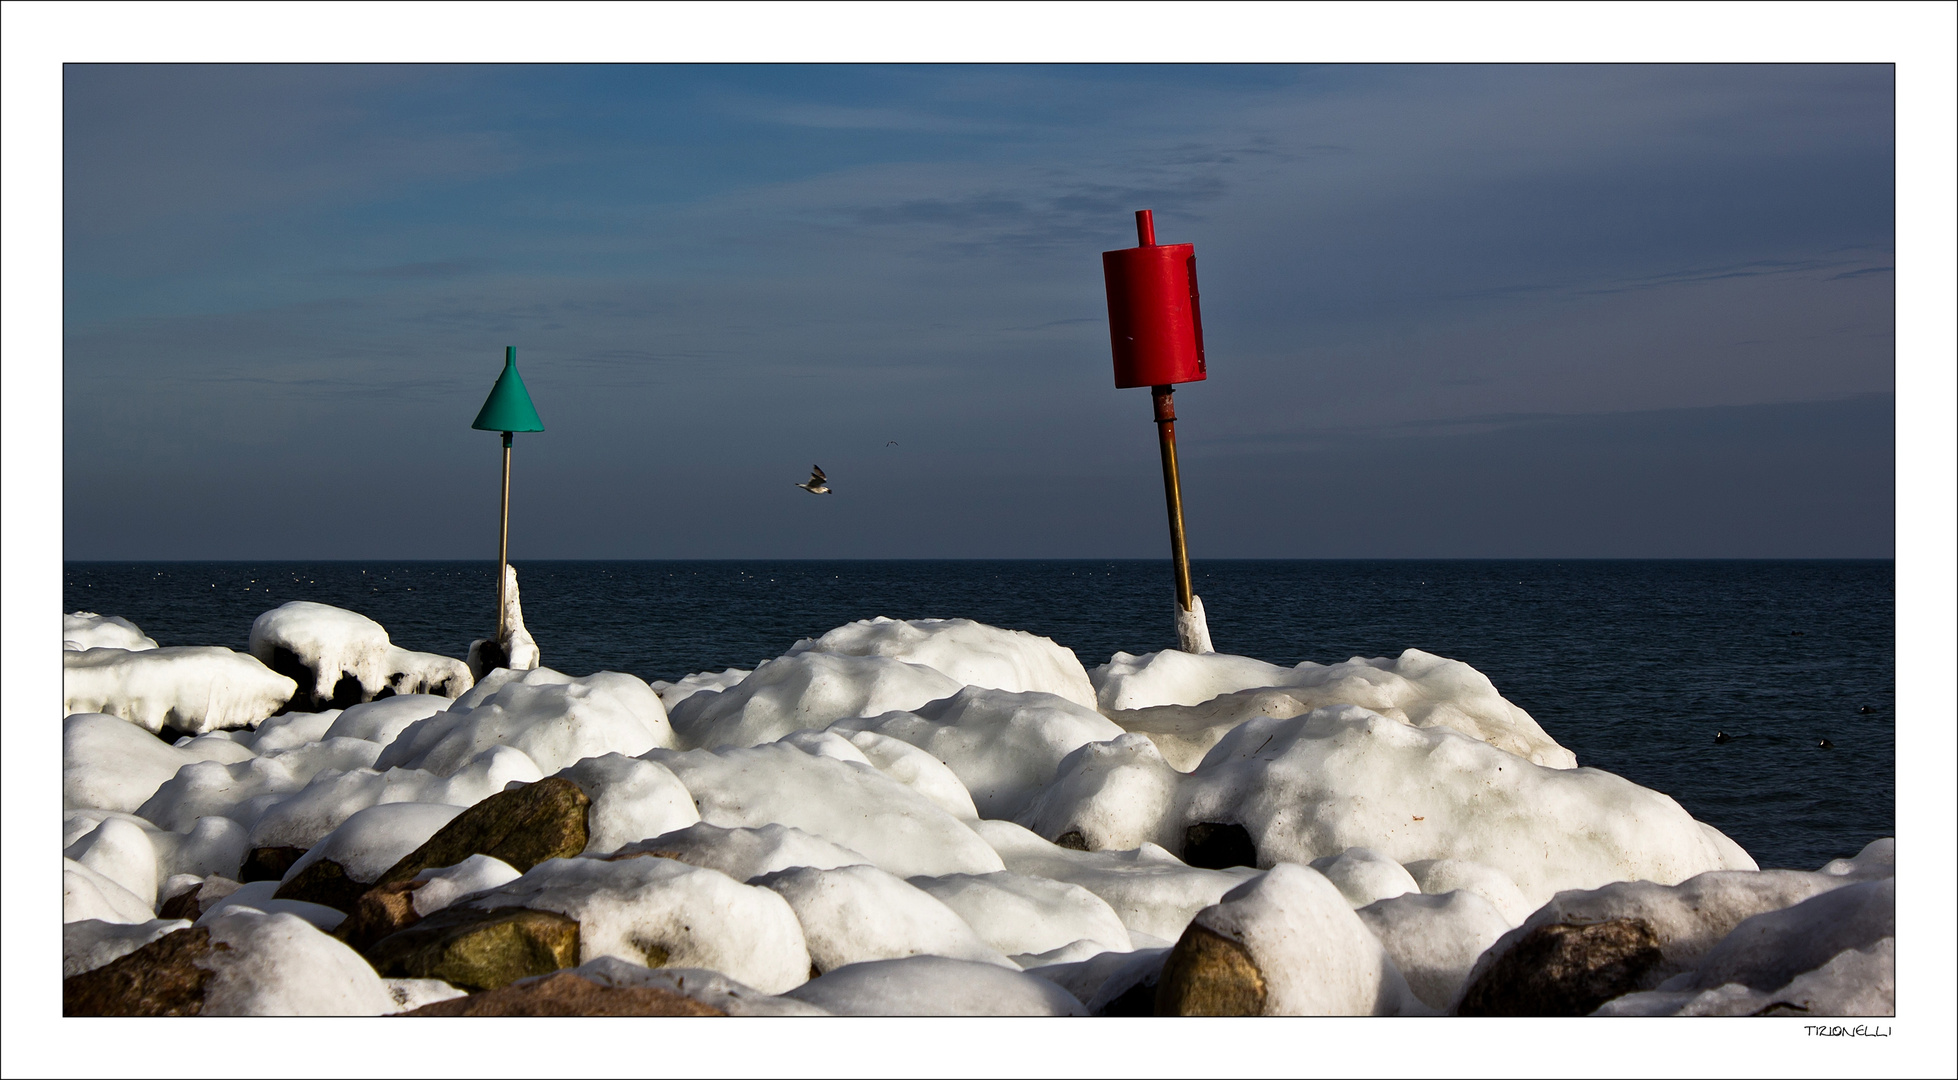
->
[[375, 670, 672, 777], [195, 908, 398, 1015], [64, 918, 192, 977], [1016, 733, 1184, 852], [1091, 650, 1298, 712], [280, 801, 467, 887], [243, 748, 543, 852], [463, 855, 811, 994], [64, 647, 297, 734], [64, 612, 158, 652], [321, 694, 452, 747], [831, 686, 1125, 820], [790, 617, 1098, 710], [409, 855, 523, 916], [65, 712, 211, 813], [250, 601, 472, 708], [64, 809, 249, 885], [668, 651, 962, 750], [65, 816, 160, 907], [783, 955, 1087, 1016], [650, 668, 751, 711], [553, 957, 829, 1016], [830, 729, 979, 821], [974, 820, 1257, 943], [137, 738, 385, 832], [643, 742, 1004, 878], [64, 857, 156, 925], [1357, 889, 1513, 1011], [755, 863, 1015, 972], [554, 753, 700, 855], [1309, 847, 1422, 908], [909, 870, 1133, 960], [609, 822, 872, 882], [194, 879, 348, 932]]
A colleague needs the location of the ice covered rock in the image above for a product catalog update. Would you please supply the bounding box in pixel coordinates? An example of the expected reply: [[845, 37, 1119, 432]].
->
[[789, 617, 1098, 710], [650, 668, 751, 711], [65, 912, 396, 1016], [63, 646, 297, 734], [1016, 733, 1184, 852], [555, 753, 700, 854], [64, 857, 157, 924], [1170, 706, 1750, 909], [831, 686, 1125, 820], [194, 879, 348, 932], [783, 955, 1088, 1016], [909, 870, 1133, 960], [64, 612, 157, 652], [608, 822, 872, 882], [668, 651, 961, 750], [370, 777, 591, 887], [1356, 889, 1513, 1011], [644, 742, 1005, 878], [321, 694, 452, 747], [1156, 863, 1424, 1016], [1456, 844, 1893, 1016], [460, 855, 812, 994], [272, 801, 466, 911], [376, 671, 670, 777], [243, 747, 544, 853], [250, 601, 471, 710], [831, 728, 979, 821], [64, 917, 192, 977], [466, 564, 541, 677], [536, 957, 828, 1015], [756, 864, 1014, 973], [1309, 847, 1421, 908], [973, 820, 1257, 943], [136, 737, 384, 832], [1091, 650, 1297, 712]]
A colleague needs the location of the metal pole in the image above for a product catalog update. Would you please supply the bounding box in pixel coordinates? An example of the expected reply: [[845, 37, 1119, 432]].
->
[[496, 430, 512, 645], [1153, 385, 1194, 613]]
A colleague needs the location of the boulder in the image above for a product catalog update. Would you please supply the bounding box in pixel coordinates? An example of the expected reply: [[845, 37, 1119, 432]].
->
[[67, 909, 396, 1015], [64, 918, 193, 978], [249, 601, 472, 711], [371, 777, 590, 887], [375, 672, 671, 776], [63, 647, 296, 734], [274, 802, 467, 909], [365, 905, 581, 991], [1455, 918, 1667, 1016], [399, 970, 723, 1016]]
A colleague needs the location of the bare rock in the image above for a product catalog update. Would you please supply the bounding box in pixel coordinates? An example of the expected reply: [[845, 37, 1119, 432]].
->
[[64, 927, 224, 1016], [333, 880, 426, 953], [1455, 917, 1665, 1016], [398, 970, 722, 1016], [1154, 923, 1266, 1015], [371, 777, 589, 888], [157, 876, 241, 922], [364, 904, 579, 991], [241, 846, 307, 884]]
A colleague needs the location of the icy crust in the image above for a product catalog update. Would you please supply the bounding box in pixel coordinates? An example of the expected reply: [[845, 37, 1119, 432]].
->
[[64, 612, 158, 652], [643, 743, 1005, 879], [64, 647, 298, 734], [788, 617, 1099, 710], [376, 670, 673, 777], [250, 601, 472, 706], [1101, 649, 1575, 770], [668, 651, 962, 750], [830, 686, 1126, 819], [461, 856, 812, 994]]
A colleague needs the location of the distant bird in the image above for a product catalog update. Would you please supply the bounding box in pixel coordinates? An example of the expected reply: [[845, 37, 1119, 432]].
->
[[1713, 731, 1732, 744], [1790, 630, 1805, 636], [1858, 705, 1876, 714], [1817, 738, 1834, 749], [794, 465, 831, 495], [886, 440, 899, 446]]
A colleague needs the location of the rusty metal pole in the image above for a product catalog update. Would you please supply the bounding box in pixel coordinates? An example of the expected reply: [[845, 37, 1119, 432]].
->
[[496, 430, 512, 645], [1152, 386, 1195, 613]]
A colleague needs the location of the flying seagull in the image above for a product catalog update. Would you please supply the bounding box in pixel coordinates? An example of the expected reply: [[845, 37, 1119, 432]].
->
[[886, 440, 898, 446], [795, 465, 832, 494]]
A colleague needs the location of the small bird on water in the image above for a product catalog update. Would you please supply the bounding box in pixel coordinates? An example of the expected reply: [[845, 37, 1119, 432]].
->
[[1713, 731, 1732, 744], [795, 465, 831, 495]]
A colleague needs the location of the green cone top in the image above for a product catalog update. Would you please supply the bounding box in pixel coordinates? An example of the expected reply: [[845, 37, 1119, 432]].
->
[[471, 347, 544, 433]]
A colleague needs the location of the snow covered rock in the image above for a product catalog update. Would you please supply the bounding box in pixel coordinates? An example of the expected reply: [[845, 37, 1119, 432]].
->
[[1106, 687, 1322, 772], [375, 670, 672, 777], [1170, 706, 1750, 909], [668, 651, 961, 750], [466, 564, 541, 678], [64, 647, 297, 734], [830, 728, 980, 821], [831, 686, 1125, 820], [1404, 858, 1536, 926], [409, 854, 524, 916], [532, 957, 828, 1016], [64, 857, 158, 925], [321, 694, 452, 747], [64, 918, 192, 977], [399, 969, 723, 1016], [783, 955, 1088, 1016], [1356, 889, 1514, 1011], [1016, 733, 1185, 853], [459, 855, 812, 994], [909, 870, 1133, 960], [789, 617, 1098, 710], [555, 753, 700, 855], [1156, 863, 1424, 1016], [65, 816, 160, 908], [193, 879, 347, 932], [242, 746, 544, 853], [383, 978, 470, 1013], [644, 742, 1005, 878], [250, 601, 471, 710], [64, 911, 397, 1016], [973, 820, 1257, 943], [755, 863, 1014, 973], [1309, 847, 1422, 908], [608, 823, 872, 882], [369, 776, 592, 888], [272, 801, 466, 911], [136, 737, 384, 832], [1091, 650, 1298, 712], [650, 668, 751, 711], [65, 712, 207, 813], [64, 612, 157, 652]]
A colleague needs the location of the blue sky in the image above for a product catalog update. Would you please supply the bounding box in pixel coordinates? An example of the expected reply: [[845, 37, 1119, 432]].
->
[[62, 63, 1895, 558]]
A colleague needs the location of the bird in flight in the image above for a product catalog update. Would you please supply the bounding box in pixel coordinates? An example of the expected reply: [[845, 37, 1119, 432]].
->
[[886, 440, 898, 446], [795, 465, 832, 494]]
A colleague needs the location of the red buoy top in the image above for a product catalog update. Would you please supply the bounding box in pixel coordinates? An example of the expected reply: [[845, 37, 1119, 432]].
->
[[1102, 209, 1207, 389]]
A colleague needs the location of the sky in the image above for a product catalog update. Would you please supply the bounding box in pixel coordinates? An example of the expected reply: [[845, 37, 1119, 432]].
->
[[61, 63, 1897, 559]]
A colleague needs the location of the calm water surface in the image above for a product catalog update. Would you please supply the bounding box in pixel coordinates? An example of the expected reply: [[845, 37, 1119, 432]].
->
[[64, 559, 1894, 871]]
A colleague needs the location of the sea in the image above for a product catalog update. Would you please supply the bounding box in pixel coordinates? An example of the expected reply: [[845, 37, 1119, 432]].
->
[[64, 559, 1894, 873]]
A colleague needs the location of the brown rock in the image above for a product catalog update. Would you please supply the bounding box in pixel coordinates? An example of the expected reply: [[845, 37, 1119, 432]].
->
[[64, 928, 227, 1016], [241, 845, 307, 883], [1155, 923, 1267, 1016], [365, 904, 580, 992], [398, 971, 724, 1016], [273, 857, 369, 913], [372, 777, 590, 888], [1455, 917, 1665, 1016], [334, 880, 426, 953], [157, 876, 241, 922]]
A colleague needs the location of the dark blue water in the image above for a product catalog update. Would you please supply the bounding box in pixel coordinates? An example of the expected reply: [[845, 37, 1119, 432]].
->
[[64, 559, 1893, 872]]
